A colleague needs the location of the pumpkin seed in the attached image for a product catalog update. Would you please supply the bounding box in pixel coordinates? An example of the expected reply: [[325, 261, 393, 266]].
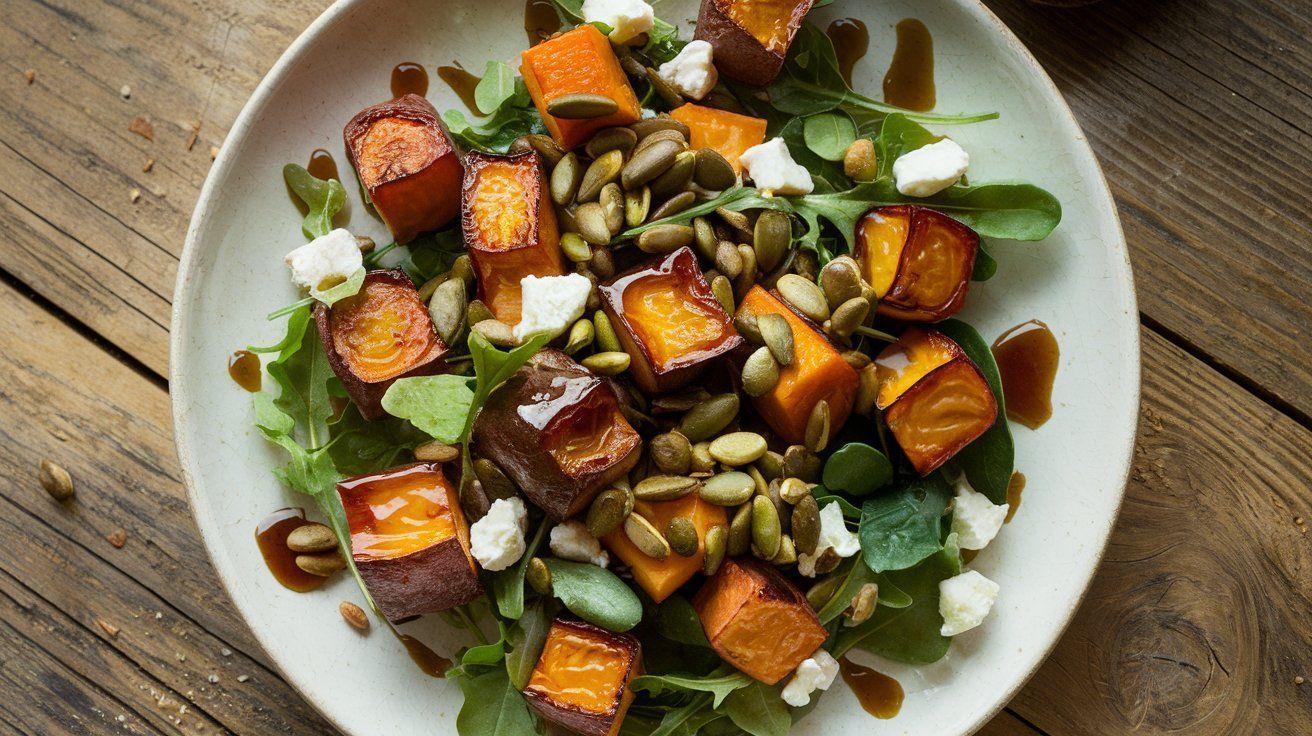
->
[[845, 583, 879, 625], [650, 431, 692, 475], [416, 272, 448, 302], [650, 151, 695, 198], [586, 127, 638, 159], [550, 152, 583, 205], [772, 534, 797, 565], [473, 458, 517, 500], [693, 217, 718, 260], [636, 223, 694, 254], [813, 547, 842, 575], [587, 488, 629, 537], [855, 363, 879, 415], [563, 318, 595, 355], [678, 393, 740, 441], [778, 477, 811, 505], [472, 318, 518, 346], [526, 557, 553, 595], [820, 256, 864, 311], [644, 67, 685, 108], [582, 351, 631, 375], [634, 128, 688, 155], [766, 479, 790, 533], [429, 278, 467, 344], [756, 312, 794, 366], [578, 150, 624, 202], [575, 202, 612, 246], [619, 54, 648, 80], [467, 299, 494, 326], [783, 445, 822, 482], [523, 134, 565, 167], [667, 517, 699, 557], [651, 388, 711, 414], [339, 601, 370, 631], [624, 186, 651, 227], [741, 347, 780, 398], [711, 275, 734, 313], [753, 210, 791, 273], [791, 494, 821, 555], [793, 249, 820, 281], [600, 183, 626, 234], [690, 441, 716, 474], [649, 190, 696, 222], [805, 400, 831, 452], [734, 311, 762, 344], [702, 525, 727, 576], [561, 232, 593, 263], [630, 116, 690, 141], [693, 148, 737, 190], [286, 523, 337, 553], [354, 235, 377, 255], [830, 296, 871, 338], [451, 254, 475, 285], [745, 464, 768, 496], [704, 240, 737, 280], [622, 139, 681, 190], [700, 471, 756, 506], [757, 451, 784, 481], [807, 574, 844, 610], [843, 138, 878, 181], [593, 311, 621, 352], [547, 92, 619, 119], [751, 495, 782, 559], [728, 503, 753, 556], [414, 440, 460, 463], [841, 349, 872, 369], [734, 244, 757, 299], [715, 207, 753, 239], [624, 513, 670, 560], [39, 459, 74, 501], [634, 474, 700, 501], [777, 274, 830, 322], [296, 551, 346, 577]]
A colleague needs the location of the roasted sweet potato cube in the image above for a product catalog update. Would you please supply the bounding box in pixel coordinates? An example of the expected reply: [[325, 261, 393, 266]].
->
[[524, 619, 643, 736], [600, 247, 743, 394], [694, 0, 815, 87], [875, 327, 998, 475], [693, 557, 827, 684], [462, 150, 565, 323], [471, 349, 641, 521], [315, 269, 448, 420], [344, 94, 463, 244], [855, 205, 980, 323], [736, 286, 858, 445], [601, 493, 728, 603], [520, 25, 642, 150], [669, 104, 767, 173], [337, 462, 481, 623]]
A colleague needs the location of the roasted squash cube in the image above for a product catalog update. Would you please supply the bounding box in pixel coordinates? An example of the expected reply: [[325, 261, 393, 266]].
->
[[736, 286, 858, 445], [521, 25, 642, 150], [694, 0, 815, 87], [462, 150, 565, 323], [600, 247, 743, 394], [669, 104, 767, 174], [524, 619, 643, 736], [344, 94, 463, 244], [337, 462, 481, 623], [471, 349, 641, 521], [601, 493, 728, 603], [693, 557, 828, 684], [875, 327, 998, 475], [315, 269, 448, 421], [855, 205, 980, 323]]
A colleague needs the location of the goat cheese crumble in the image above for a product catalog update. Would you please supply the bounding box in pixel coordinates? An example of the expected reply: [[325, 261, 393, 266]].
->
[[781, 648, 840, 707], [797, 501, 860, 577], [656, 40, 718, 100], [284, 228, 362, 293], [739, 138, 814, 196], [469, 497, 528, 572], [549, 520, 610, 568], [951, 481, 1009, 550], [892, 138, 970, 197], [939, 569, 1000, 636], [581, 0, 654, 44], [513, 273, 593, 342]]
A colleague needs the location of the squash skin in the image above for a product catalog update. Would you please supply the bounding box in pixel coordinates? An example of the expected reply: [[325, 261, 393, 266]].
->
[[693, 0, 815, 87], [520, 25, 642, 150], [855, 205, 980, 323], [523, 618, 643, 736]]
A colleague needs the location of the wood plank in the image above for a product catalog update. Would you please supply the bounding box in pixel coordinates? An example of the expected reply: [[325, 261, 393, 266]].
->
[[1006, 329, 1312, 733], [979, 711, 1045, 735], [984, 0, 1312, 420]]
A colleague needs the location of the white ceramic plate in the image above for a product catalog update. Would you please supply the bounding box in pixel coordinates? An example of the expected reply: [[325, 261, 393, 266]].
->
[[172, 1, 1138, 734]]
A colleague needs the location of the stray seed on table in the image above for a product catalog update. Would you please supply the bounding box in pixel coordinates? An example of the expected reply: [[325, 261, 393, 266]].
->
[[107, 528, 127, 548], [39, 459, 74, 501], [339, 601, 370, 631], [96, 618, 120, 638]]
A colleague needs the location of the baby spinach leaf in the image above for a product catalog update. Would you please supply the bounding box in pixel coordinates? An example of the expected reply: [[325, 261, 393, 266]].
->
[[907, 181, 1062, 241], [811, 487, 861, 521], [283, 164, 345, 240], [972, 239, 998, 281], [778, 118, 848, 194], [380, 374, 475, 443], [505, 601, 550, 689], [787, 182, 883, 250], [822, 443, 893, 496], [632, 668, 752, 708], [873, 114, 940, 179], [654, 594, 711, 648], [475, 61, 518, 115], [935, 319, 1014, 504], [543, 559, 643, 632], [460, 628, 508, 667], [327, 403, 426, 475], [802, 111, 857, 162], [454, 665, 538, 736], [491, 519, 550, 620], [720, 680, 790, 736], [858, 472, 953, 573]]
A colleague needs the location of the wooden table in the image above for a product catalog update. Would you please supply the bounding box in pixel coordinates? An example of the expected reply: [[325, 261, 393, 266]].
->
[[1, 0, 1308, 733]]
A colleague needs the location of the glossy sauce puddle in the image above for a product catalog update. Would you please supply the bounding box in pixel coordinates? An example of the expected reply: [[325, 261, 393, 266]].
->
[[884, 19, 935, 111], [391, 62, 430, 98], [227, 350, 262, 392], [437, 64, 483, 113], [826, 18, 870, 87], [840, 658, 904, 719], [992, 320, 1060, 430], [255, 508, 326, 592]]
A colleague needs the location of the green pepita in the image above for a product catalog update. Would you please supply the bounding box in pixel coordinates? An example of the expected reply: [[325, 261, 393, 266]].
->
[[649, 190, 696, 222], [416, 272, 449, 303], [622, 139, 682, 190], [715, 207, 753, 240], [636, 223, 694, 254], [700, 471, 756, 506], [751, 496, 782, 559], [526, 557, 553, 595], [630, 116, 690, 141], [772, 534, 797, 566], [428, 278, 467, 345], [563, 318, 595, 355], [813, 547, 842, 576], [842, 349, 872, 370], [820, 256, 864, 311], [575, 202, 612, 246], [414, 439, 460, 464], [547, 92, 619, 119], [806, 574, 843, 610], [752, 210, 791, 273], [728, 503, 753, 556], [711, 275, 734, 314], [473, 458, 517, 500], [693, 217, 719, 260], [472, 318, 518, 346], [830, 296, 871, 338], [582, 351, 630, 375], [693, 148, 737, 191], [805, 400, 831, 452], [791, 494, 821, 555], [649, 431, 693, 475], [741, 346, 780, 398], [467, 299, 494, 326], [714, 240, 744, 279], [782, 445, 822, 482], [633, 474, 700, 501], [778, 477, 811, 505], [587, 488, 630, 537], [600, 183, 625, 234], [667, 517, 699, 557], [644, 67, 685, 108], [702, 525, 727, 576], [551, 152, 583, 206], [624, 186, 651, 227], [624, 513, 671, 560], [678, 392, 740, 442], [756, 312, 794, 367], [690, 441, 716, 474], [561, 232, 593, 263], [634, 128, 688, 155], [845, 583, 879, 625], [793, 249, 820, 282], [843, 138, 878, 182], [586, 127, 638, 160], [593, 311, 621, 352], [578, 150, 624, 203], [286, 523, 337, 553], [734, 244, 757, 299], [777, 274, 830, 322], [734, 311, 762, 344], [649, 151, 695, 199], [525, 134, 566, 168], [756, 451, 784, 481]]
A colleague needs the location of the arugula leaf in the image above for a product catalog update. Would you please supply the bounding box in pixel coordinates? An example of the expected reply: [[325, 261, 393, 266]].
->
[[460, 627, 509, 668], [720, 680, 790, 736], [972, 239, 998, 281], [309, 266, 365, 307], [812, 486, 861, 521], [802, 111, 857, 162], [444, 106, 545, 153], [326, 404, 427, 475], [858, 472, 953, 573], [813, 558, 913, 624], [936, 319, 1014, 503], [647, 695, 716, 736], [547, 0, 583, 21], [454, 666, 538, 736], [283, 164, 345, 239], [642, 16, 686, 65], [544, 559, 643, 632], [631, 669, 752, 709], [491, 519, 550, 620], [904, 181, 1062, 241], [505, 601, 550, 689], [380, 374, 475, 444], [475, 61, 518, 115], [618, 186, 792, 239], [653, 594, 710, 648], [787, 182, 881, 250]]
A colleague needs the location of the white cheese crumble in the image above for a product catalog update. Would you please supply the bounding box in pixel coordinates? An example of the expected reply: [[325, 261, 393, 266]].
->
[[513, 273, 593, 342], [284, 228, 362, 293], [656, 40, 718, 101], [581, 0, 654, 44], [781, 648, 840, 707], [892, 138, 970, 197], [738, 138, 814, 196], [549, 520, 610, 568], [939, 569, 1000, 636], [951, 481, 1009, 550], [797, 502, 860, 577], [469, 497, 528, 572]]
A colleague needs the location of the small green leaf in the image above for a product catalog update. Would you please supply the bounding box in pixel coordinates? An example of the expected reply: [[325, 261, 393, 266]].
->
[[475, 61, 517, 115], [380, 374, 475, 444], [282, 164, 345, 240], [803, 112, 857, 161], [309, 266, 365, 307], [811, 487, 861, 521], [936, 319, 1014, 504], [491, 519, 549, 620], [454, 666, 538, 736], [972, 239, 998, 281], [631, 669, 752, 708], [653, 595, 710, 648], [822, 443, 893, 496], [505, 601, 550, 690], [543, 559, 643, 632], [720, 680, 791, 736], [858, 473, 953, 573]]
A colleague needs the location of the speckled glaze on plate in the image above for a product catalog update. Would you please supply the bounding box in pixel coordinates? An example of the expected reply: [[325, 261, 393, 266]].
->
[[171, 1, 1138, 734]]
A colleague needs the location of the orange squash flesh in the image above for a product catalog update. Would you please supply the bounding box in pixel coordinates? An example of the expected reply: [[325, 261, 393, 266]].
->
[[602, 493, 727, 603], [669, 104, 767, 173], [524, 619, 643, 736], [600, 247, 743, 394], [855, 205, 979, 323], [462, 150, 564, 323], [719, 0, 811, 53], [694, 0, 815, 87], [736, 286, 858, 445], [337, 463, 482, 622], [692, 557, 828, 684], [875, 328, 998, 475], [344, 94, 463, 244], [520, 25, 642, 150]]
